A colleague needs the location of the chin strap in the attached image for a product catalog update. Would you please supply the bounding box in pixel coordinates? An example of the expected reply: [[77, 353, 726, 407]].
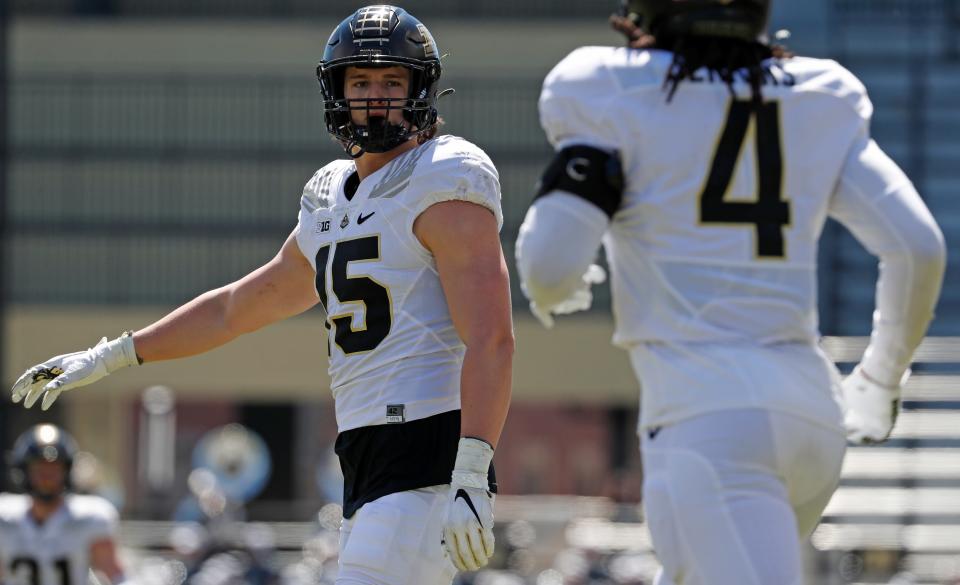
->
[[342, 112, 446, 157], [345, 140, 365, 159], [30, 487, 67, 503]]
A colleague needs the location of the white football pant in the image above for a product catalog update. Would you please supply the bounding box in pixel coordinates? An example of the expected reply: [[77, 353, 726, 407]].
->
[[641, 409, 846, 585], [337, 486, 456, 585]]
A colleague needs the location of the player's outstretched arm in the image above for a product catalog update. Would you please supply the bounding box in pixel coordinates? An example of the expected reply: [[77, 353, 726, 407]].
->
[[415, 199, 514, 571], [133, 229, 319, 362], [10, 230, 319, 410]]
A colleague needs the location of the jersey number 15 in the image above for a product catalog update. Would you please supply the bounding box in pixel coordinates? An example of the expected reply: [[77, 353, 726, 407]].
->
[[315, 235, 392, 355]]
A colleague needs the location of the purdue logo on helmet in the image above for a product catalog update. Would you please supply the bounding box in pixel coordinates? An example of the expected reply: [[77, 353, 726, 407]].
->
[[619, 0, 771, 43], [316, 5, 447, 157], [9, 424, 78, 500]]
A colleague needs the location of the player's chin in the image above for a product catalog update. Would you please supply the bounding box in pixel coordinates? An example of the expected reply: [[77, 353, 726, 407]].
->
[[32, 488, 65, 501]]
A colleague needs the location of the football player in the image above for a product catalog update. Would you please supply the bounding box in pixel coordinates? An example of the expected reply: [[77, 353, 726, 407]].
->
[[515, 1, 945, 583], [0, 424, 126, 585], [10, 6, 513, 584]]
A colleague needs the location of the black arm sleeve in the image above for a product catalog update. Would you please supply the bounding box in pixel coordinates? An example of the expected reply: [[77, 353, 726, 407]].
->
[[533, 145, 625, 218]]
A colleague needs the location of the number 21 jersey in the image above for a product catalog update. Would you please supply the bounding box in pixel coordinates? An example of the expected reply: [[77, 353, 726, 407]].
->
[[0, 494, 118, 585]]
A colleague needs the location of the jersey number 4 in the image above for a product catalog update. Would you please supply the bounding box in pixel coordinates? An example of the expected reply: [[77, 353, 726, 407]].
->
[[700, 100, 791, 258], [315, 235, 392, 355]]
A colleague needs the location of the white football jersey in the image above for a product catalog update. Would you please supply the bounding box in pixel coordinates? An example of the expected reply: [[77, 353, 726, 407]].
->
[[0, 494, 118, 585], [540, 47, 872, 348], [295, 135, 503, 432]]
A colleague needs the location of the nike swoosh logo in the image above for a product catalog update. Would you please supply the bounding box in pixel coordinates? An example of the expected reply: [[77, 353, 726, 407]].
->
[[357, 211, 375, 225], [455, 488, 482, 524]]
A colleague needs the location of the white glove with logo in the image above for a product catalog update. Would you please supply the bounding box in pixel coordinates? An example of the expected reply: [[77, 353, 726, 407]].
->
[[530, 264, 607, 329], [10, 334, 141, 411], [442, 437, 495, 572], [841, 365, 907, 444]]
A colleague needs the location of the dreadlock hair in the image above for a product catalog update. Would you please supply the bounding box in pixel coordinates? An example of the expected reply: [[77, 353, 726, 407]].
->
[[610, 12, 792, 107]]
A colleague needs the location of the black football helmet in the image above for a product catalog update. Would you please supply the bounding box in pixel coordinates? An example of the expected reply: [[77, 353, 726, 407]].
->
[[620, 0, 771, 43], [9, 424, 78, 499], [317, 5, 446, 157]]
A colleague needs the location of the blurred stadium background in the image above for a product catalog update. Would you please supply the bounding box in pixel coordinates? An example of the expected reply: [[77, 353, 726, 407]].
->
[[1, 0, 959, 584]]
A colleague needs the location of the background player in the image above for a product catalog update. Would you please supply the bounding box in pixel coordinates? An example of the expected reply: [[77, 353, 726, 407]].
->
[[10, 5, 513, 583], [516, 0, 946, 583], [0, 424, 126, 585]]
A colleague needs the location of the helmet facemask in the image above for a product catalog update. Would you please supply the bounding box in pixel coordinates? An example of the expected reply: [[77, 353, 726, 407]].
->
[[318, 58, 440, 157]]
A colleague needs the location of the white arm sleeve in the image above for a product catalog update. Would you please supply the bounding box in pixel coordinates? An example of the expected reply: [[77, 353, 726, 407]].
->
[[828, 135, 947, 386], [519, 50, 624, 323], [515, 191, 608, 309]]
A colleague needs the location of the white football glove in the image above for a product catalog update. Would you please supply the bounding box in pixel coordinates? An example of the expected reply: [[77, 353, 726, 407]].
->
[[841, 365, 907, 445], [10, 334, 140, 411], [530, 264, 606, 328], [442, 437, 495, 572]]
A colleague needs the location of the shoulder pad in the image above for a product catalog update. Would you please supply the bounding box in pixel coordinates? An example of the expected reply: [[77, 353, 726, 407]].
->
[[0, 494, 30, 522], [302, 160, 353, 213], [785, 57, 873, 121], [417, 136, 499, 197], [539, 47, 630, 150], [542, 47, 622, 102], [546, 47, 666, 96], [430, 135, 498, 172], [368, 136, 498, 201], [382, 136, 503, 229], [66, 494, 119, 524]]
